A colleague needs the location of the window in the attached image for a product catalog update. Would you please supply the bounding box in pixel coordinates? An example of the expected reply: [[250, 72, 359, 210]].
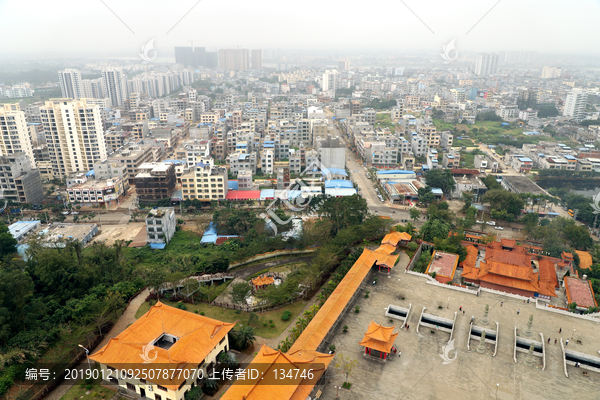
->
[[157, 385, 168, 392], [126, 383, 136, 392]]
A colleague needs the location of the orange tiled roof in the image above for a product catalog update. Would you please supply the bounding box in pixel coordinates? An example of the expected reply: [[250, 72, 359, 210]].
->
[[565, 277, 598, 308], [538, 259, 559, 288], [381, 231, 411, 246], [375, 244, 396, 255], [289, 249, 382, 353], [375, 253, 400, 269], [562, 251, 574, 260], [477, 261, 557, 297], [252, 276, 275, 286], [89, 302, 235, 390], [358, 321, 398, 353], [500, 239, 516, 248], [220, 344, 333, 400], [460, 245, 478, 271], [485, 248, 531, 268], [575, 250, 593, 270]]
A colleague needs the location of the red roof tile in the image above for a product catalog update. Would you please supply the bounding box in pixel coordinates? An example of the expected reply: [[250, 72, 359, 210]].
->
[[565, 277, 598, 308]]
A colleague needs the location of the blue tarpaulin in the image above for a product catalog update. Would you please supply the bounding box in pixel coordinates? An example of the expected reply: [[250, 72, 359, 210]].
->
[[150, 243, 166, 249]]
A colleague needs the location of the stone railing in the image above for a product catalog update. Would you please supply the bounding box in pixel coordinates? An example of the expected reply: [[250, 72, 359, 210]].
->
[[539, 332, 546, 371], [479, 286, 531, 301], [425, 279, 479, 294], [535, 299, 600, 323]]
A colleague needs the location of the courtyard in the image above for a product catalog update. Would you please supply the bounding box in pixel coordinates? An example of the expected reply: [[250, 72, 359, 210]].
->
[[320, 265, 600, 399]]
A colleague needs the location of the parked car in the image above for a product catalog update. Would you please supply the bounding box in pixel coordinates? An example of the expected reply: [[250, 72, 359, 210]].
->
[[486, 221, 496, 226], [61, 211, 69, 215], [494, 226, 504, 230], [71, 211, 79, 215], [476, 220, 483, 224]]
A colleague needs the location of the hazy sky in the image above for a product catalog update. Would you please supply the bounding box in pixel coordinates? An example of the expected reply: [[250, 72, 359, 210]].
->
[[1, 0, 600, 58]]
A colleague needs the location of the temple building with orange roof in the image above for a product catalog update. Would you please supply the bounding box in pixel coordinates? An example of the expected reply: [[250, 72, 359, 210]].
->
[[89, 302, 234, 400], [564, 276, 598, 310], [381, 231, 412, 247], [359, 321, 399, 360], [220, 344, 334, 400], [251, 275, 275, 290]]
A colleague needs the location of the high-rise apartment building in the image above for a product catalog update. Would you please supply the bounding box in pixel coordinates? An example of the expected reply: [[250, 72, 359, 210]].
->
[[541, 66, 562, 79], [474, 53, 498, 76], [563, 88, 587, 121], [102, 68, 128, 107], [41, 99, 108, 178], [0, 103, 36, 167], [322, 70, 338, 91], [338, 59, 350, 71], [174, 46, 218, 68], [218, 49, 249, 71], [58, 69, 83, 99], [251, 50, 262, 69], [0, 152, 43, 204]]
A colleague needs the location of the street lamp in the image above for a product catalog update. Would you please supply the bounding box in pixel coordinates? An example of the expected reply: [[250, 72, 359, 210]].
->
[[447, 297, 450, 309], [79, 344, 91, 369], [496, 383, 499, 399], [571, 328, 576, 340]]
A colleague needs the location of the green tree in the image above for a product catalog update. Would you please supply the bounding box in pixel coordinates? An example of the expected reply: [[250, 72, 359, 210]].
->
[[419, 219, 451, 243], [317, 195, 369, 235], [231, 325, 256, 350], [424, 169, 456, 194], [0, 222, 18, 256], [184, 386, 203, 400], [230, 282, 251, 307], [409, 208, 421, 222]]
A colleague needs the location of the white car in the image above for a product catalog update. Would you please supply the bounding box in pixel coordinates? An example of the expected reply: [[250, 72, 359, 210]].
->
[[476, 220, 483, 224], [486, 221, 496, 226], [494, 226, 504, 230], [62, 211, 70, 215], [71, 211, 79, 215]]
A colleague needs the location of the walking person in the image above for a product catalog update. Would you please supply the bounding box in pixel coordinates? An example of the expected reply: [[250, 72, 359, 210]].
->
[[559, 328, 562, 333], [566, 339, 569, 346], [548, 337, 551, 344], [460, 306, 462, 311], [554, 339, 557, 344], [517, 309, 520, 315], [501, 301, 503, 307]]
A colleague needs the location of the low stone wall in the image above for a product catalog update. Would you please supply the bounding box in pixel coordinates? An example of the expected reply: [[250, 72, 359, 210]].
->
[[229, 248, 318, 269], [535, 299, 600, 323], [479, 286, 531, 301]]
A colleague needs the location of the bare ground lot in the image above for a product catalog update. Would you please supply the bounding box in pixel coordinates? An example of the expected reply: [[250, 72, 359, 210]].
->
[[88, 222, 145, 246]]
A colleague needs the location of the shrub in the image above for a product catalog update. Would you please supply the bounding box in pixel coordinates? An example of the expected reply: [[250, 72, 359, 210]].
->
[[342, 382, 352, 389], [85, 377, 94, 384], [281, 310, 292, 321], [270, 323, 275, 328], [364, 290, 370, 298], [329, 344, 336, 352], [269, 319, 273, 323], [176, 302, 187, 310], [263, 323, 268, 327], [354, 306, 360, 313], [86, 384, 92, 390], [343, 325, 348, 333], [200, 311, 205, 316], [149, 299, 157, 306]]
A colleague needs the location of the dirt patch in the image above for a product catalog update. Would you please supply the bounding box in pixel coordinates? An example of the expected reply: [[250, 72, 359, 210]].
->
[[89, 223, 145, 246]]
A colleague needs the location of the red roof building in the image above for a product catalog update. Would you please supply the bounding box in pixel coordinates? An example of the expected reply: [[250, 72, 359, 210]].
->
[[225, 190, 261, 200], [564, 277, 598, 309]]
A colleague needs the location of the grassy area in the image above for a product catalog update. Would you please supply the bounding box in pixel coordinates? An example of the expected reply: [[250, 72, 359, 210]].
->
[[460, 152, 475, 168], [270, 262, 307, 273], [452, 138, 474, 148], [39, 323, 107, 364], [59, 377, 116, 400], [375, 113, 394, 131], [134, 298, 308, 339]]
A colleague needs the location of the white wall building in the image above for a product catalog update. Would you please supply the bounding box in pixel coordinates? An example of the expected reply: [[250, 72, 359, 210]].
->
[[58, 69, 83, 99], [0, 103, 36, 167]]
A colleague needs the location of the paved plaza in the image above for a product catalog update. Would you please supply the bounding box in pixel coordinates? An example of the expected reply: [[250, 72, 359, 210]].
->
[[319, 263, 600, 400]]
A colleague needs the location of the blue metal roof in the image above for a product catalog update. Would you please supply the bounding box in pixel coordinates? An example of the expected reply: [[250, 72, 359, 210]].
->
[[325, 180, 353, 189], [323, 167, 348, 177], [150, 243, 166, 249], [377, 170, 414, 175], [228, 180, 239, 190]]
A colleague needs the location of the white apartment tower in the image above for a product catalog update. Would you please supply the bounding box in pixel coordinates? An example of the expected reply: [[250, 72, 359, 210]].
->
[[58, 69, 84, 99], [102, 68, 128, 107], [322, 70, 338, 91], [563, 88, 587, 121], [41, 99, 108, 178], [474, 53, 498, 76], [541, 66, 562, 79], [0, 104, 36, 167]]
